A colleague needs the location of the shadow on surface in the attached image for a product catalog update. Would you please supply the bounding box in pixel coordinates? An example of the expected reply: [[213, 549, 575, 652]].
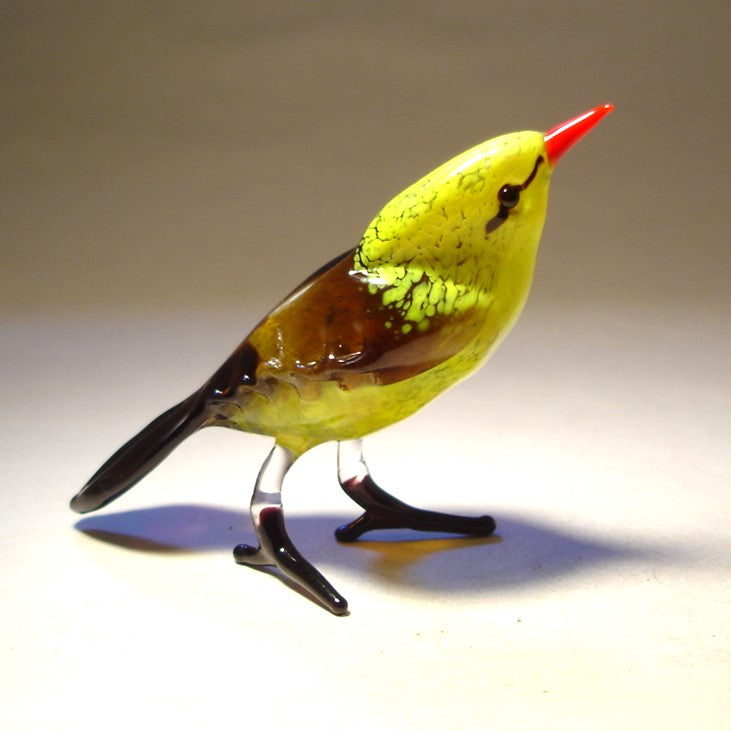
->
[[75, 504, 657, 594]]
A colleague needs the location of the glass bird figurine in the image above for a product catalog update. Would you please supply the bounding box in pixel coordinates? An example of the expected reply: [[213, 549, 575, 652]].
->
[[71, 104, 614, 614]]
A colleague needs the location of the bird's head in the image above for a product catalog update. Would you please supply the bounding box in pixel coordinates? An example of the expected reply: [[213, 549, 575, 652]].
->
[[355, 104, 613, 323]]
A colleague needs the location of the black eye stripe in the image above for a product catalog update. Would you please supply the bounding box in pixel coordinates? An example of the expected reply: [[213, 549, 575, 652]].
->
[[485, 209, 508, 234], [517, 154, 544, 192], [485, 155, 545, 236]]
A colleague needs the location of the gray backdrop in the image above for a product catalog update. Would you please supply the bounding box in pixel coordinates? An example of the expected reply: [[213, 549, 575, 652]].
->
[[3, 1, 729, 316]]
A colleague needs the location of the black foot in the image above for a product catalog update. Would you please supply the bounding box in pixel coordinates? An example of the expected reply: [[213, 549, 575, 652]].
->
[[234, 506, 348, 615], [336, 474, 496, 542]]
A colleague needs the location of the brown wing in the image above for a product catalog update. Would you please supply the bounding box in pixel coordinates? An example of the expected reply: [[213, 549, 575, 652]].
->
[[243, 249, 482, 390]]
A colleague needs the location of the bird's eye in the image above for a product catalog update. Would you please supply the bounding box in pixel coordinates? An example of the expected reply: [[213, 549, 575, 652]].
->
[[498, 184, 520, 209]]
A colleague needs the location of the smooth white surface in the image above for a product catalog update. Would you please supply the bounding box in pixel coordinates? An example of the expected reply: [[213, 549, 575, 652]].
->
[[1, 303, 728, 730]]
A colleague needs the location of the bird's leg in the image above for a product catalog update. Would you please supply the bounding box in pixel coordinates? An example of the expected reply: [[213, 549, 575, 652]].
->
[[335, 439, 496, 542], [234, 444, 348, 615]]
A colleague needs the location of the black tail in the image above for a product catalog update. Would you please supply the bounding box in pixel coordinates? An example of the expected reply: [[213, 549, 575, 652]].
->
[[70, 392, 208, 514]]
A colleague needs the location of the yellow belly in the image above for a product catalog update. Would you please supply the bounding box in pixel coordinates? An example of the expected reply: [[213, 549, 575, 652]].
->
[[227, 330, 493, 456]]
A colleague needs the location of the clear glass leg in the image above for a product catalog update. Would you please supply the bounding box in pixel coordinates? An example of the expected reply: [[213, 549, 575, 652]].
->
[[336, 439, 496, 542], [234, 444, 348, 615]]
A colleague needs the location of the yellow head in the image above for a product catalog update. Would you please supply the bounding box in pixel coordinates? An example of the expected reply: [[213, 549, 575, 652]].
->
[[354, 104, 613, 334]]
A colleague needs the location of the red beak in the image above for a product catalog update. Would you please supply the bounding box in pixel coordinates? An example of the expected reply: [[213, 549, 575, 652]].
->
[[544, 103, 614, 167]]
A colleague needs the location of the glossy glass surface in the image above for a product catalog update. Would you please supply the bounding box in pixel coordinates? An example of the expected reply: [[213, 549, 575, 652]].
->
[[71, 105, 613, 613]]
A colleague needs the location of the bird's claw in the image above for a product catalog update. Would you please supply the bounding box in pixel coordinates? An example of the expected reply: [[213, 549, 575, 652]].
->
[[335, 513, 382, 542], [335, 509, 496, 542], [233, 543, 271, 566], [233, 506, 348, 615]]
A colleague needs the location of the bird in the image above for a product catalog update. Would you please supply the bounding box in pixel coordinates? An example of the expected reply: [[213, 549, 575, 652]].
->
[[71, 103, 614, 614]]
